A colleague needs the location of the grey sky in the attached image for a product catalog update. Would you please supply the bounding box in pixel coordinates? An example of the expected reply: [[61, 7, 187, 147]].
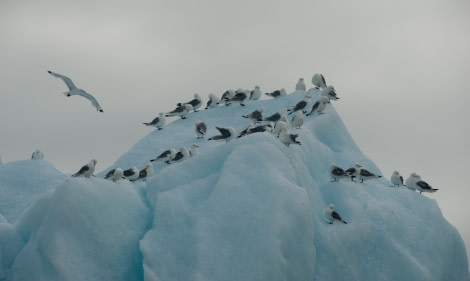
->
[[1, 0, 469, 263]]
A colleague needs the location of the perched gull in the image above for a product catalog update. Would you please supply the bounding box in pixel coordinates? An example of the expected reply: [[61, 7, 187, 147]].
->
[[166, 146, 190, 164], [278, 128, 301, 147], [249, 86, 262, 100], [208, 127, 237, 142], [143, 112, 166, 130], [240, 123, 274, 137], [291, 111, 304, 129], [205, 94, 220, 109], [415, 179, 438, 194], [195, 121, 207, 138], [48, 70, 104, 112], [165, 104, 193, 119], [273, 116, 289, 137], [325, 204, 348, 224], [405, 173, 420, 191], [237, 124, 255, 138], [151, 148, 177, 163], [72, 159, 97, 178], [345, 164, 362, 182], [31, 149, 44, 160], [123, 166, 140, 181], [265, 88, 287, 98], [391, 171, 404, 187], [320, 85, 340, 102], [243, 107, 264, 124], [189, 143, 199, 157], [307, 96, 329, 116], [227, 90, 249, 106], [357, 166, 382, 183], [104, 168, 124, 182], [177, 93, 202, 112], [133, 163, 154, 182], [219, 90, 235, 106], [263, 108, 287, 123], [288, 94, 311, 115], [295, 78, 306, 91], [312, 73, 327, 89], [329, 164, 350, 182]]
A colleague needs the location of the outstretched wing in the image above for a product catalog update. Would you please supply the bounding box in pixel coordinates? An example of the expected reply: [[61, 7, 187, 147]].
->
[[48, 70, 77, 90], [216, 127, 232, 138], [79, 91, 104, 112]]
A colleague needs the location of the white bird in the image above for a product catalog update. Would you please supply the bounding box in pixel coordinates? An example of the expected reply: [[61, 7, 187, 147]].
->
[[263, 108, 287, 123], [151, 148, 177, 163], [288, 95, 311, 115], [177, 93, 202, 112], [104, 168, 124, 182], [205, 93, 220, 109], [195, 121, 207, 138], [320, 85, 340, 101], [123, 166, 140, 181], [329, 164, 350, 182], [415, 179, 439, 194], [265, 88, 287, 98], [312, 73, 327, 89], [295, 78, 306, 91], [307, 96, 329, 116], [391, 171, 404, 187], [357, 166, 382, 183], [165, 104, 193, 119], [273, 116, 289, 137], [31, 149, 44, 160], [249, 86, 262, 100], [405, 173, 420, 191], [166, 147, 190, 164], [291, 111, 304, 129], [243, 107, 264, 124], [325, 204, 348, 224], [189, 143, 200, 157], [72, 159, 97, 178], [133, 163, 154, 182], [227, 90, 249, 106], [208, 127, 237, 142], [48, 70, 104, 112], [278, 128, 301, 147], [143, 112, 166, 130]]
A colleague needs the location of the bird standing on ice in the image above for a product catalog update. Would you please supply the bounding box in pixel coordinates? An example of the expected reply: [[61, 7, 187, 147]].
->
[[195, 121, 207, 138], [208, 127, 237, 142], [307, 96, 329, 116], [320, 85, 340, 102], [31, 149, 44, 160], [123, 166, 140, 181], [291, 111, 304, 129], [415, 179, 438, 194], [48, 71, 104, 112], [133, 163, 154, 182], [329, 164, 350, 182], [205, 94, 220, 109], [357, 166, 382, 183], [151, 148, 177, 163], [249, 86, 262, 100], [325, 204, 348, 224], [243, 107, 264, 124], [295, 78, 306, 91], [391, 171, 404, 187], [263, 108, 287, 123], [165, 104, 193, 119], [104, 168, 124, 182], [405, 173, 420, 191], [265, 88, 287, 98], [166, 147, 190, 164], [72, 159, 97, 178], [312, 73, 327, 89], [288, 94, 311, 115], [143, 112, 166, 130], [177, 93, 202, 112], [278, 128, 301, 147]]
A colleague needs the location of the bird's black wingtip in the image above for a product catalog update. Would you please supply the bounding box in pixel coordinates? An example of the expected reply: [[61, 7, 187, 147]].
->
[[47, 70, 52, 74]]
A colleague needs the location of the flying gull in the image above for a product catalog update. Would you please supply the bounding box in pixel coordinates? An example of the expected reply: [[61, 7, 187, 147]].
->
[[391, 171, 404, 187], [265, 88, 287, 98], [143, 112, 166, 130], [165, 104, 193, 119], [295, 78, 306, 91], [325, 204, 348, 224], [195, 121, 207, 138], [48, 70, 104, 112], [72, 159, 97, 178], [312, 73, 327, 89], [208, 127, 237, 142], [104, 168, 124, 182], [288, 94, 311, 115], [329, 164, 350, 182], [177, 93, 202, 112], [307, 96, 329, 116]]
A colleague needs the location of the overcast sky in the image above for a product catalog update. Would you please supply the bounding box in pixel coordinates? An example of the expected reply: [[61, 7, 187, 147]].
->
[[1, 0, 469, 263]]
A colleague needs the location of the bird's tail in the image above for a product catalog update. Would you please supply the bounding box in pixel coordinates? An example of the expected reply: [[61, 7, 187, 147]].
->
[[433, 188, 439, 192], [143, 123, 149, 125], [342, 220, 348, 224]]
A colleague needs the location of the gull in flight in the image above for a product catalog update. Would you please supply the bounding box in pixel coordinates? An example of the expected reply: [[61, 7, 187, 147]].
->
[[48, 70, 104, 112]]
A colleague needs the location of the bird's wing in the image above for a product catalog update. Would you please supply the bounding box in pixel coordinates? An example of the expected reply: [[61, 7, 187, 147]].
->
[[331, 210, 343, 221], [320, 74, 326, 86], [48, 70, 77, 90], [78, 91, 104, 112], [360, 169, 375, 177], [73, 164, 89, 176], [216, 127, 231, 137]]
